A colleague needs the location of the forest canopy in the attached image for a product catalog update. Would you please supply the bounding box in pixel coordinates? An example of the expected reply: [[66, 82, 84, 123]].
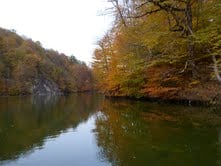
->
[[92, 0, 221, 101], [0, 28, 93, 95]]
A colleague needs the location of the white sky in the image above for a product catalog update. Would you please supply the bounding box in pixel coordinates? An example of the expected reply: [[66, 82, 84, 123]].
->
[[0, 0, 113, 64]]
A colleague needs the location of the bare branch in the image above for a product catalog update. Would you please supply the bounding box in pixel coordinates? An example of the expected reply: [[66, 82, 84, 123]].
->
[[128, 8, 161, 18], [135, 1, 149, 9]]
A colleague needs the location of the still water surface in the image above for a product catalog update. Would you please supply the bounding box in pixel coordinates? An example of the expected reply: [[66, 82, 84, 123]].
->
[[0, 94, 221, 166]]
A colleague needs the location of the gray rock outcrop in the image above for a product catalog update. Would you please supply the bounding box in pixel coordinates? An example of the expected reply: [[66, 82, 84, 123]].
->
[[32, 78, 62, 95]]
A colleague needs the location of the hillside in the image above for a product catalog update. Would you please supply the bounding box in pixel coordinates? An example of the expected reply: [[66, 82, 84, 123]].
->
[[92, 0, 221, 105], [0, 28, 93, 95]]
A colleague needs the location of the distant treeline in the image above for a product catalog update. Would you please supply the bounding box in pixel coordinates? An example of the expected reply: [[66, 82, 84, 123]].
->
[[0, 28, 93, 95]]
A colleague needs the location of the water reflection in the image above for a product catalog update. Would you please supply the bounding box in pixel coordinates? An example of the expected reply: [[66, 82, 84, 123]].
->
[[0, 94, 102, 163], [94, 99, 221, 166], [0, 95, 221, 166]]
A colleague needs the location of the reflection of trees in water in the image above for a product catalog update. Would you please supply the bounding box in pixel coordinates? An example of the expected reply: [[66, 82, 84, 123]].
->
[[0, 93, 102, 161], [94, 99, 221, 166], [94, 100, 149, 166]]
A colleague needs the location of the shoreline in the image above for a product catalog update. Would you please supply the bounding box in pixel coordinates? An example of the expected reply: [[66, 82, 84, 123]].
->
[[0, 90, 220, 108], [104, 95, 221, 108]]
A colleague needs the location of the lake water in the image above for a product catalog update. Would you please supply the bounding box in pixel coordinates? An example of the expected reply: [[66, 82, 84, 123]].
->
[[0, 94, 221, 166]]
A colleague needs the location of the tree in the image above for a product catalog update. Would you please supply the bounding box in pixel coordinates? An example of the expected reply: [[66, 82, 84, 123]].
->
[[123, 0, 204, 77], [69, 55, 79, 64], [0, 27, 93, 95], [93, 0, 220, 98]]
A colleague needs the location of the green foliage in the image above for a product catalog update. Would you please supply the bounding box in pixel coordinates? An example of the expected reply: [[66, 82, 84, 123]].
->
[[193, 0, 221, 58]]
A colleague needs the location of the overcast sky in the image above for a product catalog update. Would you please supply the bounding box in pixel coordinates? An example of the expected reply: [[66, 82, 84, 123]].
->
[[0, 0, 113, 64]]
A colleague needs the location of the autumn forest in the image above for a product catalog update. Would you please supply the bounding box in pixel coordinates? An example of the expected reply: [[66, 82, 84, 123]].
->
[[0, 28, 93, 95], [0, 0, 220, 105], [0, 1, 221, 165], [92, 0, 221, 104]]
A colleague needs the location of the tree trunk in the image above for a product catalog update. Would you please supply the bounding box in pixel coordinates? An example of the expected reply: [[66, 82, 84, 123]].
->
[[186, 1, 197, 78], [212, 55, 221, 82]]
